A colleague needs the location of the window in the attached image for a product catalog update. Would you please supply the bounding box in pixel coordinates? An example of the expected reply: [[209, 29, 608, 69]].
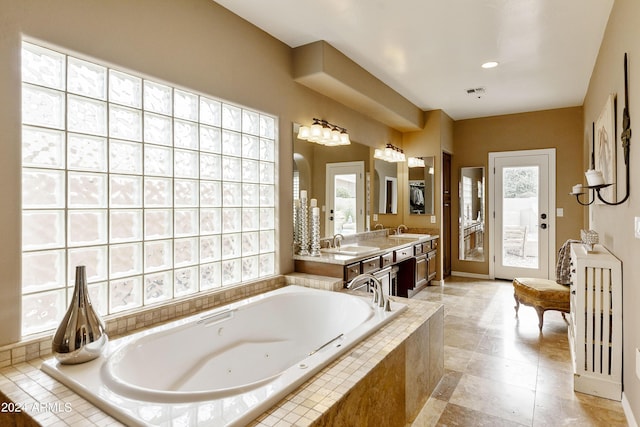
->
[[462, 176, 472, 221], [20, 41, 277, 336]]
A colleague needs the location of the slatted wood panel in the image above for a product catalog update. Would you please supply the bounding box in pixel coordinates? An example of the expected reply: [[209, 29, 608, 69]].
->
[[569, 243, 622, 401]]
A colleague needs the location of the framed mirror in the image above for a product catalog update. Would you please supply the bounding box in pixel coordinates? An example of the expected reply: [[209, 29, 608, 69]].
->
[[293, 124, 370, 237], [373, 159, 398, 214], [408, 156, 435, 215], [459, 167, 485, 261]]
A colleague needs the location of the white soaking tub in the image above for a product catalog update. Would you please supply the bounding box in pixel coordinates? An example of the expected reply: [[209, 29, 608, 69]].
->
[[42, 285, 407, 426]]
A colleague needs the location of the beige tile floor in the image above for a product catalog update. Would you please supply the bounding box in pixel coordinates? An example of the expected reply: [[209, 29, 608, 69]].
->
[[410, 276, 628, 427]]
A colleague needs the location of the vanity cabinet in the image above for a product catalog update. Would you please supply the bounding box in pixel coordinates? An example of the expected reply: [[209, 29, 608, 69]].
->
[[294, 235, 439, 299], [568, 243, 622, 401], [344, 255, 397, 297], [397, 238, 439, 298]]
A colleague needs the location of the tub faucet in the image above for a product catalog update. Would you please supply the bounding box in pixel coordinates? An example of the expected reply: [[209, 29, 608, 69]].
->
[[332, 233, 344, 249], [346, 273, 391, 311], [396, 224, 408, 235]]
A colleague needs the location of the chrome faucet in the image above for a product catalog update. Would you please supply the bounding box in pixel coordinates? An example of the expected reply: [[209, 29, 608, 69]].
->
[[332, 233, 344, 249], [320, 238, 333, 249], [396, 224, 408, 235], [346, 273, 391, 311], [374, 223, 384, 230]]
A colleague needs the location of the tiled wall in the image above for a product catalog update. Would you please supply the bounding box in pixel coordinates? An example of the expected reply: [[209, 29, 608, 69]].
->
[[0, 276, 286, 369]]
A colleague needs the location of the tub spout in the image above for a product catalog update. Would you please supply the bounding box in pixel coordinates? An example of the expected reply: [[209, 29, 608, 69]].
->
[[346, 273, 390, 311]]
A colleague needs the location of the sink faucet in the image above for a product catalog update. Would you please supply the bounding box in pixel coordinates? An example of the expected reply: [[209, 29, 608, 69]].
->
[[346, 273, 391, 311], [332, 233, 344, 249], [374, 223, 384, 230], [396, 224, 408, 235]]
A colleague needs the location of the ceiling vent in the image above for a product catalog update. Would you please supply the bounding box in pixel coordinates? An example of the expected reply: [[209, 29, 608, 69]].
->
[[465, 87, 486, 98]]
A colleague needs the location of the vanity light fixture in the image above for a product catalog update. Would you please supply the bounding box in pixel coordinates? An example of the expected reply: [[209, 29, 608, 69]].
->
[[297, 118, 350, 146], [374, 143, 406, 163], [407, 157, 425, 168]]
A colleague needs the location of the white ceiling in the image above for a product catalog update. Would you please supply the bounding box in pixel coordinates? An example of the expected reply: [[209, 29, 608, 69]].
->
[[213, 0, 614, 121]]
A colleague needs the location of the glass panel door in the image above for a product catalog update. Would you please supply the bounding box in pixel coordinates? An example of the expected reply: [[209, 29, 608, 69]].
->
[[326, 161, 364, 236], [491, 150, 555, 280]]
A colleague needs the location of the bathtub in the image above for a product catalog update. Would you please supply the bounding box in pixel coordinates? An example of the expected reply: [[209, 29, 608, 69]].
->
[[42, 284, 407, 426]]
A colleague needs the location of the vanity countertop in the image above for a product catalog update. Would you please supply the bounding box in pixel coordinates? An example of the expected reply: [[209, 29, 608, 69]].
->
[[294, 234, 439, 266]]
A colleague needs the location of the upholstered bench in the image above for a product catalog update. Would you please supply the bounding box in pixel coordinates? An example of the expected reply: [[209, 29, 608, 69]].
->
[[512, 277, 570, 330]]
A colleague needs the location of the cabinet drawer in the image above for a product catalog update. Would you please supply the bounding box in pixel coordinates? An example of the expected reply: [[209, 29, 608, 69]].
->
[[345, 263, 361, 282], [381, 252, 394, 268], [394, 246, 413, 262], [414, 244, 423, 255], [361, 256, 381, 274]]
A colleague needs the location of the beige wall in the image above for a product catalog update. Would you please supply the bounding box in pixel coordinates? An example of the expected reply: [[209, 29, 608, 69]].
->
[[452, 107, 585, 276], [403, 110, 454, 281], [583, 0, 640, 418], [0, 0, 401, 345]]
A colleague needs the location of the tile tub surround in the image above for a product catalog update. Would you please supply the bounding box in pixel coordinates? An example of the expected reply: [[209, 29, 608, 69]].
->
[[0, 285, 444, 426], [0, 276, 286, 369]]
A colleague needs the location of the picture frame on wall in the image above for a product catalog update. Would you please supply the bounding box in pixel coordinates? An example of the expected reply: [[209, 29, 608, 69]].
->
[[594, 94, 616, 203]]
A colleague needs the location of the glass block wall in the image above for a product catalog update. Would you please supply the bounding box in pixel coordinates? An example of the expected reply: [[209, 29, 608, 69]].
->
[[20, 41, 278, 336]]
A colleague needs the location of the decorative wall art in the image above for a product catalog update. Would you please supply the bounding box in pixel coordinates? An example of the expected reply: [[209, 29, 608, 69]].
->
[[594, 94, 616, 203]]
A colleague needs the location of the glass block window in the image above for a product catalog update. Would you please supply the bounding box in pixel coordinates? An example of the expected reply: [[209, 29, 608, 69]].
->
[[20, 41, 278, 336]]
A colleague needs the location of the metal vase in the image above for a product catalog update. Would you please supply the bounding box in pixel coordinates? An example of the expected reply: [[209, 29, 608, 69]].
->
[[52, 265, 108, 364]]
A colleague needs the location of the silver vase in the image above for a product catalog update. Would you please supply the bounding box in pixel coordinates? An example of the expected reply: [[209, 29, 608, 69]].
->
[[52, 265, 108, 364]]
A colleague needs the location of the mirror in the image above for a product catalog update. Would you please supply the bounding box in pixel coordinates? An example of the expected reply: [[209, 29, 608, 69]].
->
[[293, 127, 370, 237], [408, 156, 435, 215], [373, 159, 398, 214], [459, 167, 485, 262]]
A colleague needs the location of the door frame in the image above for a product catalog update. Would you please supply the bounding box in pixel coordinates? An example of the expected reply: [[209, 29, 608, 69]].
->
[[488, 149, 556, 280], [383, 176, 398, 214], [325, 161, 365, 235]]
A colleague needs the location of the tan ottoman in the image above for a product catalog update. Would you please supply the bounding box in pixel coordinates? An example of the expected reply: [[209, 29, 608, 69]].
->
[[513, 277, 570, 330]]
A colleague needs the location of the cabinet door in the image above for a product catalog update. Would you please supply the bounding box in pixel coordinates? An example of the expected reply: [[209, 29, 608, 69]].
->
[[415, 255, 428, 287], [427, 251, 437, 280]]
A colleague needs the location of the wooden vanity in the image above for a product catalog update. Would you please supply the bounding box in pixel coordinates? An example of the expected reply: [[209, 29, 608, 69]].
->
[[294, 231, 439, 298]]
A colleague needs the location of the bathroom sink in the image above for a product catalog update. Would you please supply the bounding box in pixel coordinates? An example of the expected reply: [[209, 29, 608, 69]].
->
[[388, 233, 430, 241], [321, 245, 380, 256]]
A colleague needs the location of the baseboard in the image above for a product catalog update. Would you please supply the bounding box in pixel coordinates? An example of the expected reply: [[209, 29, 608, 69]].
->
[[623, 392, 639, 427], [450, 271, 491, 279]]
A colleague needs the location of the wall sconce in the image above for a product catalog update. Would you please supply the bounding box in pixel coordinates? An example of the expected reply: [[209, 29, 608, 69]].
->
[[572, 53, 631, 207], [297, 118, 350, 146], [407, 157, 425, 168], [374, 143, 406, 162]]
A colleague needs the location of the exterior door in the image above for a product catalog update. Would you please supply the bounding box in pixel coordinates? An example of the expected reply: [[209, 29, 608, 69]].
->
[[326, 161, 365, 236], [489, 149, 556, 280]]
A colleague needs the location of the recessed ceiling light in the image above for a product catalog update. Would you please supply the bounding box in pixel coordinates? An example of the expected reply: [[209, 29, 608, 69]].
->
[[481, 61, 499, 69]]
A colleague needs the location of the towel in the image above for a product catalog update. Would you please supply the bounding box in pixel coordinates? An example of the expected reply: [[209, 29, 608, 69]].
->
[[411, 187, 424, 206], [556, 239, 580, 285]]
